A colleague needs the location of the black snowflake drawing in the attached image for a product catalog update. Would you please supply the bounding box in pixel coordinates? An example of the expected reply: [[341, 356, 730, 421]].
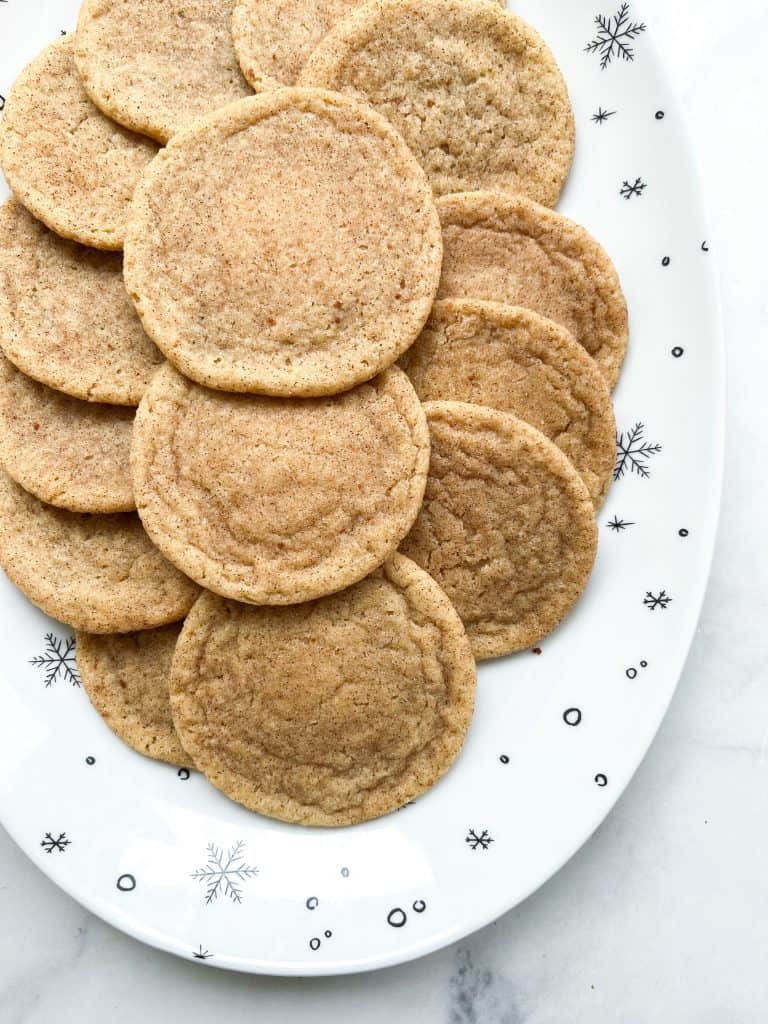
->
[[41, 832, 71, 854], [591, 107, 616, 124], [191, 840, 259, 904], [193, 945, 213, 960], [585, 3, 646, 70], [29, 633, 81, 687], [614, 423, 662, 481], [607, 515, 634, 532], [644, 590, 672, 611], [620, 177, 647, 199], [465, 829, 494, 851]]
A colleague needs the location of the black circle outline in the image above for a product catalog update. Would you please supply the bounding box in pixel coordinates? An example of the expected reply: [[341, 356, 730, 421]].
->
[[563, 708, 582, 727], [387, 907, 407, 928], [116, 873, 136, 892], [306, 896, 319, 910]]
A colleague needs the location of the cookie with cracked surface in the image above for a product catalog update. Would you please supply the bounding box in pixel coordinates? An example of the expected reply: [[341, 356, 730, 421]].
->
[[131, 363, 429, 604], [298, 0, 574, 205], [124, 88, 441, 395], [232, 0, 502, 89], [399, 402, 598, 660], [0, 37, 158, 251], [0, 201, 163, 405], [399, 299, 616, 507], [0, 471, 199, 633], [169, 554, 476, 825], [0, 357, 135, 513], [437, 191, 629, 389], [77, 624, 193, 768], [75, 0, 256, 145]]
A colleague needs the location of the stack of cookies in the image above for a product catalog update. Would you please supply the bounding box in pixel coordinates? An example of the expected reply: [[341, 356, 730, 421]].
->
[[0, 0, 627, 827]]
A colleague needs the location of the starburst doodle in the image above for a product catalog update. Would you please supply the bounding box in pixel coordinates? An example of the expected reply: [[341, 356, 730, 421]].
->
[[29, 633, 81, 687], [585, 3, 646, 70], [614, 422, 662, 481], [592, 107, 616, 124], [465, 829, 494, 851], [644, 590, 672, 611], [193, 945, 213, 960], [607, 516, 634, 532], [192, 841, 259, 904], [620, 177, 647, 199], [41, 832, 71, 854]]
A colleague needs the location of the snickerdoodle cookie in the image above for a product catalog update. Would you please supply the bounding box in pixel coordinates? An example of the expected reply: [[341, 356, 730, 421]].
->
[[399, 299, 615, 506], [131, 364, 429, 604], [0, 471, 199, 633], [298, 0, 574, 204], [0, 36, 158, 250], [232, 0, 502, 89], [77, 624, 193, 767], [0, 201, 163, 405], [400, 402, 598, 659], [437, 191, 629, 388], [124, 88, 441, 395], [169, 554, 475, 824], [75, 0, 255, 144], [0, 358, 135, 513]]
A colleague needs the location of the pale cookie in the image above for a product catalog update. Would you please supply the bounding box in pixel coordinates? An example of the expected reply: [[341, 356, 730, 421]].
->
[[437, 191, 629, 388], [0, 471, 199, 633], [298, 0, 574, 205], [0, 37, 158, 250], [0, 200, 163, 406], [76, 0, 255, 145], [0, 358, 135, 513], [400, 402, 598, 660], [77, 624, 193, 768], [131, 363, 429, 605], [169, 554, 476, 825], [400, 299, 616, 507], [123, 88, 442, 395], [232, 0, 502, 89]]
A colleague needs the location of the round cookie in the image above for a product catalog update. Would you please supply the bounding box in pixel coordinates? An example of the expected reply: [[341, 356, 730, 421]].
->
[[131, 363, 429, 605], [399, 402, 598, 660], [0, 200, 163, 406], [232, 0, 503, 89], [0, 358, 135, 513], [77, 624, 193, 768], [298, 0, 574, 205], [123, 88, 442, 395], [399, 299, 616, 507], [437, 191, 629, 389], [75, 0, 256, 145], [169, 554, 476, 825], [0, 471, 200, 633], [0, 36, 158, 250]]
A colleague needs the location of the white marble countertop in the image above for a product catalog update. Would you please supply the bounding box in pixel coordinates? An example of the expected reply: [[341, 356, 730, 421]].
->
[[2, 0, 765, 1019]]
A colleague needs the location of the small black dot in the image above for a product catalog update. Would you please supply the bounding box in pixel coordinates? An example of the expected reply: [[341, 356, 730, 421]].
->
[[679, 528, 689, 538], [702, 241, 710, 252], [340, 867, 350, 878], [626, 667, 638, 679], [595, 774, 608, 787], [116, 874, 136, 892], [309, 937, 321, 951], [177, 768, 190, 780], [563, 708, 582, 727], [655, 110, 665, 120], [324, 930, 332, 938], [661, 256, 670, 267], [672, 346, 684, 358], [412, 899, 426, 913], [85, 756, 95, 765], [306, 896, 319, 910], [387, 907, 407, 928], [499, 754, 510, 764]]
